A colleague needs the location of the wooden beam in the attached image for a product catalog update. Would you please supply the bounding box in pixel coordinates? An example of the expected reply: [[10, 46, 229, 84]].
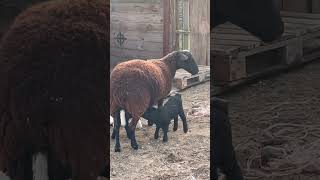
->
[[312, 0, 320, 13], [163, 0, 170, 56]]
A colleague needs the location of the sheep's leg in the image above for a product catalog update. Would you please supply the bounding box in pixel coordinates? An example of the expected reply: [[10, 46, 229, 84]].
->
[[124, 120, 131, 139], [47, 153, 69, 180], [111, 126, 116, 139], [112, 114, 130, 139], [129, 118, 139, 150], [114, 111, 122, 152], [147, 110, 154, 126], [173, 115, 178, 131], [8, 153, 33, 180], [178, 109, 188, 133], [154, 125, 160, 139]]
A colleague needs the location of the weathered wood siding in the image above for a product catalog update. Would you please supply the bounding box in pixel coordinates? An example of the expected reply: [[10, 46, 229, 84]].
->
[[168, 0, 178, 53], [110, 0, 163, 67], [279, 0, 320, 13], [168, 0, 210, 66], [189, 0, 210, 65]]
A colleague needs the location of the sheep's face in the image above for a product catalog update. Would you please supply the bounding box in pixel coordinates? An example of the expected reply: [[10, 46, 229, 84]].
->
[[176, 50, 199, 75]]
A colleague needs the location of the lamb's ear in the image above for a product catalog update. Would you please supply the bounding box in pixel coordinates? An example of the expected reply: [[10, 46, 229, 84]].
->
[[177, 52, 189, 61]]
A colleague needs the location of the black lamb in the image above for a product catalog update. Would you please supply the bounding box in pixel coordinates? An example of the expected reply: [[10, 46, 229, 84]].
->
[[112, 92, 188, 144]]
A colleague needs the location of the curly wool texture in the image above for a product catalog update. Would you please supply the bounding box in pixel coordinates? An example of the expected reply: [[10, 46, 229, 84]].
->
[[110, 52, 181, 121], [0, 0, 109, 179]]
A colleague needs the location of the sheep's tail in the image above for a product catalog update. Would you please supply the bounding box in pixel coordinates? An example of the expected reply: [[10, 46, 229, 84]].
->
[[120, 109, 126, 127], [32, 152, 49, 180], [110, 115, 114, 126]]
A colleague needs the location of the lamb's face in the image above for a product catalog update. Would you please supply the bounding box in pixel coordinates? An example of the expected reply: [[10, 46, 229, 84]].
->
[[176, 50, 199, 75], [143, 107, 158, 122]]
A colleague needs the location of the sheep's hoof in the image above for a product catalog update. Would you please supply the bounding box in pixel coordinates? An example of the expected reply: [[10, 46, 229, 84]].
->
[[115, 147, 121, 152], [173, 127, 178, 131], [163, 138, 168, 142], [154, 134, 159, 139]]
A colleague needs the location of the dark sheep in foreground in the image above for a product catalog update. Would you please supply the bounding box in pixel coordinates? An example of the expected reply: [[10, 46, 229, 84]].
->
[[112, 92, 188, 144], [110, 50, 198, 152], [0, 0, 109, 179]]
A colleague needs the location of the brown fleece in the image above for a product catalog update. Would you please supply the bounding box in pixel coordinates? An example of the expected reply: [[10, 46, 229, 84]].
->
[[110, 51, 181, 124], [0, 0, 109, 179]]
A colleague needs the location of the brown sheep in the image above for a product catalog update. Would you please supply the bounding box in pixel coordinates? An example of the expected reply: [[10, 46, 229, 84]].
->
[[0, 0, 109, 179], [110, 50, 199, 152]]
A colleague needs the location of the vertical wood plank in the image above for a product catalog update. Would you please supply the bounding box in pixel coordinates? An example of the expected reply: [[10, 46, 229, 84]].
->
[[189, 0, 210, 65], [169, 0, 178, 52], [163, 0, 170, 56], [312, 0, 320, 13]]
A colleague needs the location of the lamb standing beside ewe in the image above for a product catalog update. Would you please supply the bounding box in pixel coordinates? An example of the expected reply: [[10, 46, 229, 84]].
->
[[112, 92, 188, 143], [110, 50, 198, 152], [143, 92, 188, 142]]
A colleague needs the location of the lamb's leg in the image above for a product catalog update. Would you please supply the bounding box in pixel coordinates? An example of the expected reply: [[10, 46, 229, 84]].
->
[[178, 108, 188, 133], [114, 110, 121, 152], [162, 125, 169, 142], [173, 115, 178, 131], [154, 125, 160, 139], [129, 118, 139, 150]]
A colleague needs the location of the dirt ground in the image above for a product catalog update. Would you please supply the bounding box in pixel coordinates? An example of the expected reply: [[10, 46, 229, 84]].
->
[[219, 59, 320, 179], [110, 82, 210, 180]]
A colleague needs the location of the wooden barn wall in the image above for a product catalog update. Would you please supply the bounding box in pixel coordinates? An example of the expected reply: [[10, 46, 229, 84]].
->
[[189, 0, 210, 65], [110, 0, 164, 67], [278, 0, 320, 13]]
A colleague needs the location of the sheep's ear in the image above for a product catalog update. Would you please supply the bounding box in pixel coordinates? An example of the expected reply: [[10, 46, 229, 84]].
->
[[178, 52, 188, 61]]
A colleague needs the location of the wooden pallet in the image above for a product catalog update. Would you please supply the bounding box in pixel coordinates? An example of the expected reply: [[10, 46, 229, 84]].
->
[[172, 65, 210, 90], [281, 11, 320, 62], [212, 11, 320, 94]]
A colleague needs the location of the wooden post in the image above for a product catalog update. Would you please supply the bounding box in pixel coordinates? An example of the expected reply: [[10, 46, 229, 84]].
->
[[213, 97, 244, 180], [163, 0, 170, 56]]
